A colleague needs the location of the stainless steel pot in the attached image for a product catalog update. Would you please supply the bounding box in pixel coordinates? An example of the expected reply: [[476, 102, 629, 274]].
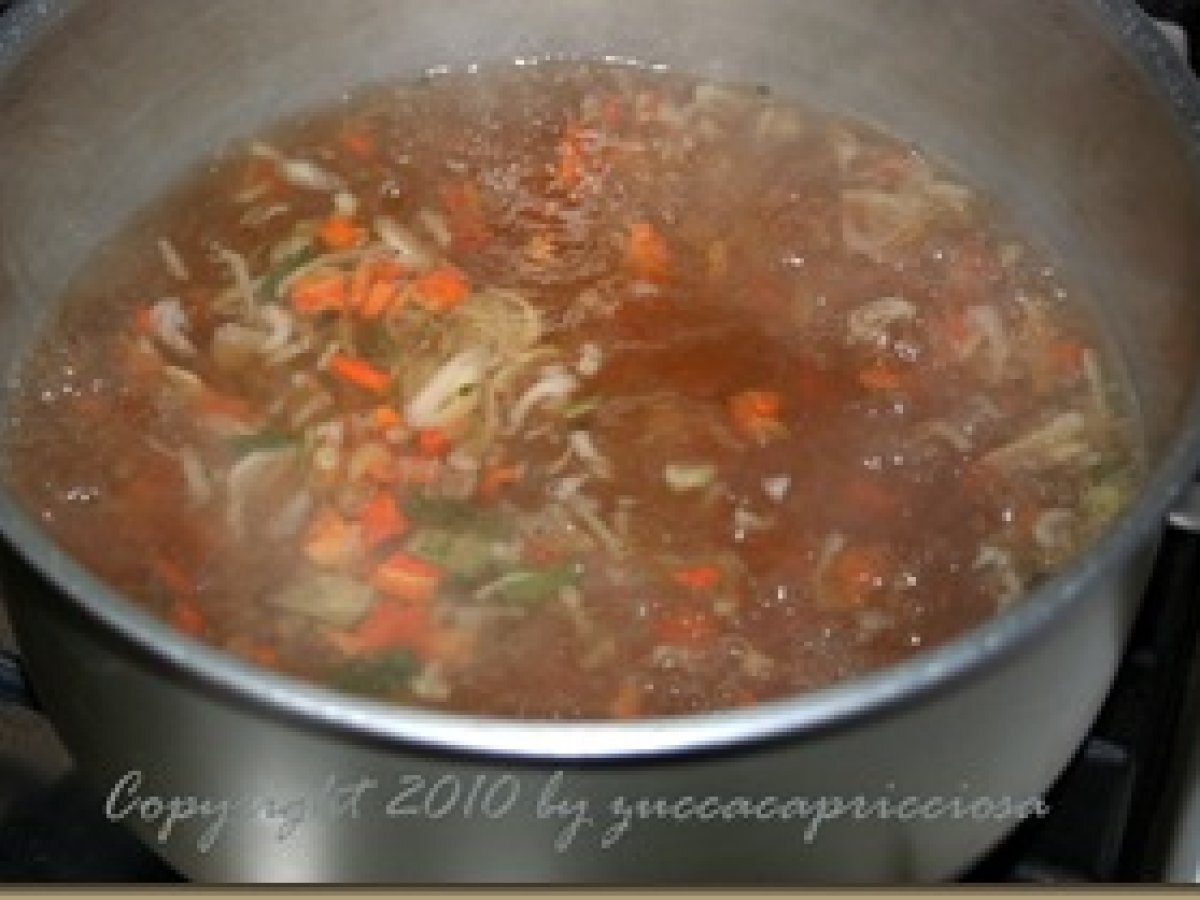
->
[[1, 0, 1200, 883]]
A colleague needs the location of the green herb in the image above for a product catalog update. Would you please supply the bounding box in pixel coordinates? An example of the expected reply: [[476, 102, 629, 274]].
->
[[484, 564, 581, 604], [403, 495, 506, 538], [257, 246, 318, 304], [229, 429, 296, 456], [562, 396, 601, 420], [405, 527, 495, 581], [329, 649, 418, 696]]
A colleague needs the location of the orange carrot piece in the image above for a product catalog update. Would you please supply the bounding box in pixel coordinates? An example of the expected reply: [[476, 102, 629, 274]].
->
[[627, 222, 671, 282], [170, 600, 207, 637], [337, 599, 432, 655], [153, 556, 195, 600], [370, 258, 408, 283], [348, 260, 373, 312], [655, 609, 719, 648], [729, 389, 785, 443], [412, 266, 471, 312], [328, 353, 391, 394], [197, 388, 256, 423], [557, 126, 587, 188], [247, 642, 281, 669], [858, 363, 904, 393], [341, 129, 377, 160], [372, 552, 443, 604], [478, 463, 523, 502], [1049, 338, 1087, 379], [358, 491, 408, 550], [319, 215, 366, 251], [373, 405, 403, 430], [671, 565, 721, 591], [361, 280, 400, 320], [134, 305, 155, 336], [304, 508, 361, 569], [290, 269, 347, 315], [416, 427, 451, 459], [610, 681, 643, 720]]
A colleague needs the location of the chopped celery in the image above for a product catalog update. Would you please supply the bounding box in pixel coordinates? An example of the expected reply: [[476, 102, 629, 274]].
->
[[329, 649, 418, 696], [257, 246, 318, 303], [481, 564, 580, 604], [229, 428, 296, 456], [265, 571, 374, 628], [406, 527, 495, 581], [664, 461, 717, 492]]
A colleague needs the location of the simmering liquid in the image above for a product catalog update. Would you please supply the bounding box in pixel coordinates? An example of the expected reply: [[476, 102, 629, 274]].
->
[[2, 63, 1141, 718]]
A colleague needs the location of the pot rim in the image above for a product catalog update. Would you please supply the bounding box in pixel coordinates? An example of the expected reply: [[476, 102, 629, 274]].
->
[[1, 0, 1199, 762]]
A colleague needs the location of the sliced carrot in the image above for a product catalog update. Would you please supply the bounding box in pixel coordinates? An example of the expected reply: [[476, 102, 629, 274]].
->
[[412, 266, 471, 312], [372, 258, 408, 283], [348, 260, 374, 312], [134, 305, 155, 337], [559, 140, 584, 188], [858, 363, 905, 393], [627, 222, 671, 282], [1049, 338, 1087, 379], [290, 269, 347, 315], [170, 599, 207, 638], [373, 405, 403, 430], [610, 681, 642, 720], [557, 124, 590, 189], [360, 280, 400, 320], [372, 552, 443, 604], [478, 463, 523, 502], [441, 181, 491, 250], [341, 129, 377, 160], [197, 388, 256, 424], [304, 508, 362, 569], [358, 491, 408, 550], [671, 565, 721, 591], [730, 389, 782, 423], [655, 609, 719, 648], [328, 353, 391, 394], [246, 642, 281, 669], [319, 215, 367, 251], [729, 389, 786, 444], [153, 556, 195, 600], [416, 427, 452, 459], [336, 599, 432, 656]]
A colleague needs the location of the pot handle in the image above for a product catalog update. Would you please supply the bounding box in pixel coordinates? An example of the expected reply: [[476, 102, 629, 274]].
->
[[1169, 481, 1200, 534]]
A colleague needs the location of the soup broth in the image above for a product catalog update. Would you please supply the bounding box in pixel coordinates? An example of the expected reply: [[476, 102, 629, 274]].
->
[[3, 63, 1141, 718]]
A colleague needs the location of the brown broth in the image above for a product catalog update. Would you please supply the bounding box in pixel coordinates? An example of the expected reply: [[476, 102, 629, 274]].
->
[[2, 62, 1141, 718]]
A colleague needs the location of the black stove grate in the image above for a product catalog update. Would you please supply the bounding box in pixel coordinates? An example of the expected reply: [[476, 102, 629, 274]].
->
[[963, 526, 1200, 882]]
